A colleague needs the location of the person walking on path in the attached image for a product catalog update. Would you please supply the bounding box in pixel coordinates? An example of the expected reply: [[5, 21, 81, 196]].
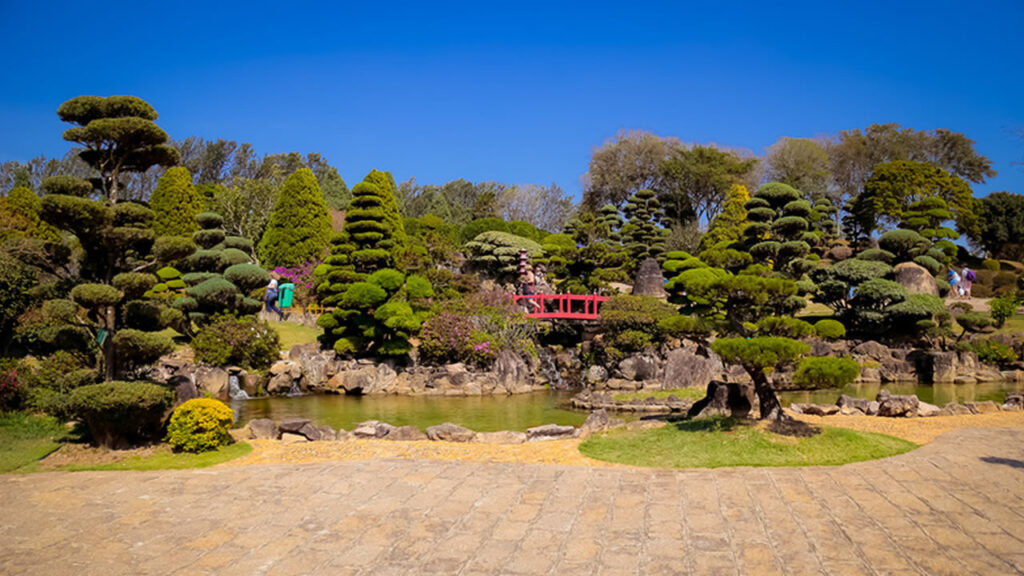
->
[[962, 266, 975, 298], [947, 268, 962, 298], [265, 275, 284, 320]]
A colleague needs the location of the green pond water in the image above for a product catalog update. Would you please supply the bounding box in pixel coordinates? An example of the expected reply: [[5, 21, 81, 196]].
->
[[232, 391, 587, 432], [232, 380, 1023, 431]]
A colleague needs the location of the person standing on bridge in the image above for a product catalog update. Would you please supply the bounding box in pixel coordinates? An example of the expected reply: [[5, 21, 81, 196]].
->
[[522, 266, 540, 312]]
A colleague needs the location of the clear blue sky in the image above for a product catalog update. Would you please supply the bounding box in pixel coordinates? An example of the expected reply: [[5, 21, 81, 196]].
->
[[1, 1, 1022, 198]]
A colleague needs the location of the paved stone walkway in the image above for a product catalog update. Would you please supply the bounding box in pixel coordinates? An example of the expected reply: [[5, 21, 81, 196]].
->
[[2, 427, 1023, 576]]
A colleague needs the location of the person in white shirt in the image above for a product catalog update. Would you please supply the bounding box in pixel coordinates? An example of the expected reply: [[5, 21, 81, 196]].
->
[[265, 276, 283, 320]]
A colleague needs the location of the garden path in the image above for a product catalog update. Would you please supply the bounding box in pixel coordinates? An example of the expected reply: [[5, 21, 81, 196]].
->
[[2, 427, 1024, 575]]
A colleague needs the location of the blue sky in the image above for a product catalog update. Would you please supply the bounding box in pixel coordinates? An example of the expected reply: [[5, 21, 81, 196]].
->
[[1, 1, 1022, 198]]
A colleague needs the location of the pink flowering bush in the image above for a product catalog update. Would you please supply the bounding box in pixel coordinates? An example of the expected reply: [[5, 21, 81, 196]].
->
[[419, 313, 476, 365], [271, 261, 321, 307], [0, 361, 21, 411]]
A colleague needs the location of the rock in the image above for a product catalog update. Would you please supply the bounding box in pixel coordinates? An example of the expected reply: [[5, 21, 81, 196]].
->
[[168, 374, 199, 407], [248, 418, 280, 440], [580, 409, 611, 435], [938, 403, 973, 416], [837, 394, 872, 413], [928, 352, 958, 384], [964, 401, 1000, 414], [326, 364, 398, 395], [493, 350, 532, 394], [586, 365, 608, 384], [894, 261, 939, 296], [876, 389, 919, 417], [1005, 392, 1024, 408], [281, 432, 308, 444], [385, 425, 428, 441], [828, 245, 853, 261], [917, 401, 941, 417], [526, 424, 579, 441], [194, 367, 229, 399], [852, 341, 892, 361], [269, 361, 291, 376], [425, 422, 477, 442], [618, 354, 659, 382], [267, 372, 299, 395], [800, 403, 840, 416], [335, 429, 351, 441], [839, 405, 865, 416], [474, 430, 528, 444], [688, 381, 756, 419], [879, 359, 917, 382], [288, 343, 335, 390], [316, 425, 337, 441], [278, 418, 313, 434], [662, 347, 725, 390], [632, 257, 667, 298], [352, 420, 397, 439]]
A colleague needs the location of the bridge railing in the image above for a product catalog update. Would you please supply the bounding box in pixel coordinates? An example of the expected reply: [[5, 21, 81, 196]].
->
[[510, 293, 609, 320]]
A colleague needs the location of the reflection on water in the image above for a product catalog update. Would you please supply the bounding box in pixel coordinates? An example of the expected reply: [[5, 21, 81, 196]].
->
[[232, 390, 587, 432], [779, 380, 1024, 407]]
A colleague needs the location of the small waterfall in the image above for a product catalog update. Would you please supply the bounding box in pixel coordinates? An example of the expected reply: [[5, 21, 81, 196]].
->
[[538, 347, 567, 389], [228, 374, 250, 400], [287, 380, 303, 396]]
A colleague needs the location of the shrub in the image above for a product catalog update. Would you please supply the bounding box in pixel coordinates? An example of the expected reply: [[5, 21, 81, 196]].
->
[[150, 166, 202, 237], [756, 316, 814, 338], [813, 319, 846, 340], [166, 398, 234, 453], [153, 235, 197, 263], [856, 248, 895, 263], [70, 283, 122, 308], [112, 272, 157, 300], [990, 294, 1020, 328], [878, 229, 929, 260], [792, 357, 860, 389], [982, 259, 1001, 271], [223, 263, 271, 293], [68, 381, 172, 448], [967, 340, 1019, 366], [464, 231, 544, 280], [191, 317, 281, 369], [599, 295, 675, 342], [913, 255, 943, 277], [113, 329, 175, 377], [419, 313, 476, 364]]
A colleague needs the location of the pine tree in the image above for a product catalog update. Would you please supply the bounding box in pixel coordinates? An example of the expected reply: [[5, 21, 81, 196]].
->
[[258, 168, 332, 267], [700, 184, 748, 250], [150, 167, 202, 237], [620, 189, 668, 262], [742, 182, 817, 278], [361, 169, 407, 256]]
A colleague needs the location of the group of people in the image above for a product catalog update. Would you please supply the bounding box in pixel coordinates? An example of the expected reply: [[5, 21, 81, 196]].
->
[[947, 266, 977, 298]]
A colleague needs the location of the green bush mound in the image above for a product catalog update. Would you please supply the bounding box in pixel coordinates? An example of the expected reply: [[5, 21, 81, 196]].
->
[[579, 418, 917, 468], [791, 356, 860, 389], [191, 316, 281, 369], [166, 398, 235, 453], [68, 381, 173, 449], [813, 319, 846, 340]]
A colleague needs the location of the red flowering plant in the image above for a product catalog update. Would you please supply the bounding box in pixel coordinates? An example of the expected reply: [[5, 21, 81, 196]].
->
[[0, 360, 23, 411]]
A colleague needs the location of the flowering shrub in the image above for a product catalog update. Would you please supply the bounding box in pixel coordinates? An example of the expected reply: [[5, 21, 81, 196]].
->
[[271, 261, 321, 307], [467, 331, 499, 367], [968, 339, 1019, 366], [419, 294, 538, 368], [166, 398, 235, 452], [419, 313, 475, 365], [191, 316, 281, 369], [0, 360, 21, 411]]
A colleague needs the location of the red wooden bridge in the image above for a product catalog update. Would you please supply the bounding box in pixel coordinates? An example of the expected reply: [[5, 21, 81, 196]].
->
[[511, 294, 609, 320]]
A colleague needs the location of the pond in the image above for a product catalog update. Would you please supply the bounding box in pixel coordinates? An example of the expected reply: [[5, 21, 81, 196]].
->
[[231, 380, 1024, 432], [232, 390, 588, 432], [779, 380, 1024, 407]]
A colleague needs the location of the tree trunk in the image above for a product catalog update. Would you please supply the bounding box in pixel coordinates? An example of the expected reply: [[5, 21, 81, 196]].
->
[[103, 304, 116, 381], [750, 370, 787, 421]]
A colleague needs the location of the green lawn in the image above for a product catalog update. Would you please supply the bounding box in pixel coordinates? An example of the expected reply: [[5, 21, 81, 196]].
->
[[58, 442, 252, 472], [579, 418, 916, 468], [612, 387, 707, 402], [0, 413, 67, 473], [992, 313, 1024, 335], [274, 321, 323, 350]]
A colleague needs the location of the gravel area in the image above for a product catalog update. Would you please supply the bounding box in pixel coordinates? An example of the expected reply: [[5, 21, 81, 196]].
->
[[795, 410, 1024, 444]]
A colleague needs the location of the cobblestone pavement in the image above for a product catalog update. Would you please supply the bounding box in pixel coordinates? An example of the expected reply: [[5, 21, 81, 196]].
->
[[2, 427, 1023, 576]]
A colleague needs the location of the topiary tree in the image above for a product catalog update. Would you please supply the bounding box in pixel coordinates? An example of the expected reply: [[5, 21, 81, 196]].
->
[[150, 166, 202, 237], [813, 319, 846, 341], [620, 189, 669, 264], [743, 183, 815, 278], [257, 168, 332, 267], [699, 184, 748, 251], [56, 95, 179, 203], [68, 381, 172, 448], [792, 356, 860, 390], [464, 231, 544, 282], [712, 336, 810, 421]]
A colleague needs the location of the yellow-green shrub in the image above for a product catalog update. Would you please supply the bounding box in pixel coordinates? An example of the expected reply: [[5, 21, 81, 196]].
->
[[166, 398, 234, 452]]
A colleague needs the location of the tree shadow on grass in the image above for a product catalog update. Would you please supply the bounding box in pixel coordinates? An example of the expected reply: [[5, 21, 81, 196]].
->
[[671, 417, 744, 433], [980, 456, 1024, 469]]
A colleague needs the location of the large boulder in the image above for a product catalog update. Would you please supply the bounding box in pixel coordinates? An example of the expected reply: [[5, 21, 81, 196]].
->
[[325, 364, 398, 395], [526, 424, 579, 441], [876, 389, 919, 417], [288, 343, 336, 391], [618, 354, 659, 381], [632, 257, 667, 298], [937, 402, 973, 416], [248, 418, 280, 440], [688, 381, 756, 419], [1004, 392, 1024, 410], [194, 367, 229, 399], [169, 374, 199, 407], [964, 401, 1000, 414], [894, 262, 939, 296], [425, 422, 477, 442], [851, 341, 892, 361], [278, 418, 323, 441], [662, 347, 725, 390], [917, 401, 941, 417], [929, 352, 958, 384], [586, 365, 608, 384], [493, 350, 533, 394]]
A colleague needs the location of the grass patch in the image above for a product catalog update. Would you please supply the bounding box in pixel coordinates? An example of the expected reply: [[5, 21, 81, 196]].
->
[[612, 387, 706, 402], [579, 418, 917, 468], [992, 313, 1024, 335], [0, 413, 68, 473], [274, 321, 323, 350], [796, 301, 834, 320], [58, 442, 252, 472]]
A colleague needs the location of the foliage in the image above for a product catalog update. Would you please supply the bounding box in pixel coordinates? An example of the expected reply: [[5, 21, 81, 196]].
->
[[620, 188, 669, 262], [813, 319, 846, 340], [965, 339, 1019, 366], [972, 191, 1024, 261], [150, 166, 202, 237], [464, 231, 544, 281], [763, 137, 830, 198], [599, 295, 675, 344], [112, 329, 174, 378], [792, 357, 860, 389], [712, 337, 810, 373], [699, 184, 749, 251], [990, 294, 1020, 328], [0, 413, 68, 473], [0, 253, 37, 346], [257, 168, 333, 267], [581, 130, 682, 211], [166, 398, 234, 453], [658, 144, 757, 225], [742, 182, 819, 278], [190, 316, 281, 368], [57, 95, 179, 202], [68, 381, 172, 448]]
